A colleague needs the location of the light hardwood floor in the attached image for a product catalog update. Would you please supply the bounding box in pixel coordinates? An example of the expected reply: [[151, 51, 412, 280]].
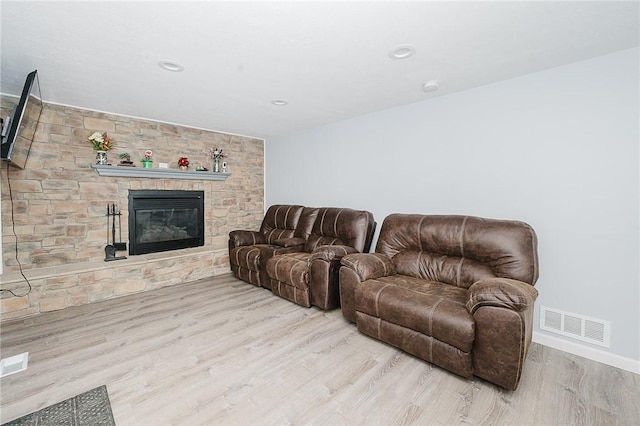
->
[[1, 274, 638, 425]]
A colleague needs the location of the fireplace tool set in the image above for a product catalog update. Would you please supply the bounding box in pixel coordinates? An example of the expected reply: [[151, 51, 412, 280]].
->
[[105, 204, 127, 262]]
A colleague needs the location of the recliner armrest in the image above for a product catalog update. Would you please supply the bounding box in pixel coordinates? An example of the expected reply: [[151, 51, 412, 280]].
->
[[309, 244, 358, 263], [466, 278, 538, 314], [229, 230, 266, 248], [340, 253, 396, 282], [272, 237, 306, 248]]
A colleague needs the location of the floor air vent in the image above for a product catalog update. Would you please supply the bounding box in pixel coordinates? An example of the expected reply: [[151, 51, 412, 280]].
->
[[540, 306, 610, 348], [0, 352, 29, 378]]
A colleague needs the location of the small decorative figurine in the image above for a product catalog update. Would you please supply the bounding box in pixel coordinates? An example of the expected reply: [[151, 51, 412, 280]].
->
[[178, 157, 189, 170], [141, 150, 153, 168]]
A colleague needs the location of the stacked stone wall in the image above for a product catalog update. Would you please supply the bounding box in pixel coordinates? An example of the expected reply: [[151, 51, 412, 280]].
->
[[1, 98, 264, 319]]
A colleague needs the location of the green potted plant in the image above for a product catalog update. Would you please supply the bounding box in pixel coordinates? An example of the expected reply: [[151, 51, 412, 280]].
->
[[118, 152, 133, 166]]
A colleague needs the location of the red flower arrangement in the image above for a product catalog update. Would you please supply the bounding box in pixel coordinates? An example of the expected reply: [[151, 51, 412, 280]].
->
[[178, 157, 189, 168]]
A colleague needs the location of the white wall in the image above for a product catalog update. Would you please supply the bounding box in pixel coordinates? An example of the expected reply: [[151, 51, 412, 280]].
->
[[266, 48, 639, 366]]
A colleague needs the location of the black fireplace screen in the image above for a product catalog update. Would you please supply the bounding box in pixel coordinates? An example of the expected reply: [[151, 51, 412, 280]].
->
[[128, 190, 204, 255]]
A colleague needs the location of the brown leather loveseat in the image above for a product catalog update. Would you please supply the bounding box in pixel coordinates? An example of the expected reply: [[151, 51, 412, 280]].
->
[[229, 205, 375, 311], [266, 207, 376, 310], [339, 214, 539, 390]]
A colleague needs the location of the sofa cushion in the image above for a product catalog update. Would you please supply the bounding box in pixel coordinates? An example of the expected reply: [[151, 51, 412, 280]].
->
[[267, 252, 313, 307], [466, 278, 539, 314], [303, 207, 374, 253], [308, 245, 358, 262], [305, 235, 344, 252], [230, 245, 263, 271], [266, 252, 310, 290], [341, 253, 396, 282], [355, 275, 475, 353], [272, 237, 306, 248], [392, 250, 495, 289], [356, 312, 473, 378], [377, 214, 539, 287], [228, 229, 266, 248], [259, 205, 304, 244]]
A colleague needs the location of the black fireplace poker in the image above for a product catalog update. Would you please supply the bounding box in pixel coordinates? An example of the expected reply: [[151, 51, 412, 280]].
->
[[105, 204, 127, 262]]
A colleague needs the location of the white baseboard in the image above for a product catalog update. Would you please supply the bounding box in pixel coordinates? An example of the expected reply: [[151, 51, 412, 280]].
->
[[533, 331, 640, 375]]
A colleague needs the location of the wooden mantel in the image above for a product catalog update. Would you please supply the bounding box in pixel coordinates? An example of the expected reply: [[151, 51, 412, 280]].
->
[[91, 164, 230, 181]]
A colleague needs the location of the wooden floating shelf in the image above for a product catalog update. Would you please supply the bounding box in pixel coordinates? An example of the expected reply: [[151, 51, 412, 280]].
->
[[91, 164, 230, 181]]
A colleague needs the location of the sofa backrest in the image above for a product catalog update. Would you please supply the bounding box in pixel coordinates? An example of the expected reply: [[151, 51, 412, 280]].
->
[[259, 205, 305, 243], [376, 214, 538, 288], [293, 207, 320, 240], [304, 207, 376, 253]]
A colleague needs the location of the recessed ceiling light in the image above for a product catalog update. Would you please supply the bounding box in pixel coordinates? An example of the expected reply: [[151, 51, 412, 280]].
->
[[271, 100, 288, 106], [158, 60, 184, 72], [422, 80, 439, 92], [388, 44, 416, 60]]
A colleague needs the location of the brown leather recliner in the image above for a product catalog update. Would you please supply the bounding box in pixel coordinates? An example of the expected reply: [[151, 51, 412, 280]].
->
[[339, 214, 539, 390], [229, 205, 318, 288], [266, 207, 376, 310]]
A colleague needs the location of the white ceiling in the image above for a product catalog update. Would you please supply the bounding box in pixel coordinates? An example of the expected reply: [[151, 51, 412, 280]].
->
[[1, 1, 638, 139]]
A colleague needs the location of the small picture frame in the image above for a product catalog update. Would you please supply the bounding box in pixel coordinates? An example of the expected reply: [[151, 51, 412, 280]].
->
[[222, 161, 227, 173]]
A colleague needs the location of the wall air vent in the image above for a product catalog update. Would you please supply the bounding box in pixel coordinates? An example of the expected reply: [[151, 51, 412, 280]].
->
[[540, 306, 610, 348]]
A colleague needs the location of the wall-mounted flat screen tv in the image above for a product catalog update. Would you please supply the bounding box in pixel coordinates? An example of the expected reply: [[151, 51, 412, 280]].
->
[[1, 70, 43, 169]]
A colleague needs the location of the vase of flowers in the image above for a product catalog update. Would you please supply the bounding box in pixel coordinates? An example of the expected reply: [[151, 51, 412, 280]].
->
[[141, 150, 153, 168], [209, 148, 226, 173], [88, 131, 113, 165], [95, 151, 108, 165]]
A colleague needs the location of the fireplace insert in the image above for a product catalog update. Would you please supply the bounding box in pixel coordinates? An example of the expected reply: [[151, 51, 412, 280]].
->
[[128, 190, 204, 255]]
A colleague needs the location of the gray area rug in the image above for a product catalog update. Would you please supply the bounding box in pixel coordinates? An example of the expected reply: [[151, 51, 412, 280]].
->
[[2, 385, 115, 426]]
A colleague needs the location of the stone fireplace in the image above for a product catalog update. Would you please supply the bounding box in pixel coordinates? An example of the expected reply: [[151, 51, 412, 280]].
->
[[0, 99, 265, 321], [128, 190, 205, 255]]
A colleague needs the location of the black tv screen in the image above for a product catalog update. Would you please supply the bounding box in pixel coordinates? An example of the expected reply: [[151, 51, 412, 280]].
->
[[1, 70, 43, 169]]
